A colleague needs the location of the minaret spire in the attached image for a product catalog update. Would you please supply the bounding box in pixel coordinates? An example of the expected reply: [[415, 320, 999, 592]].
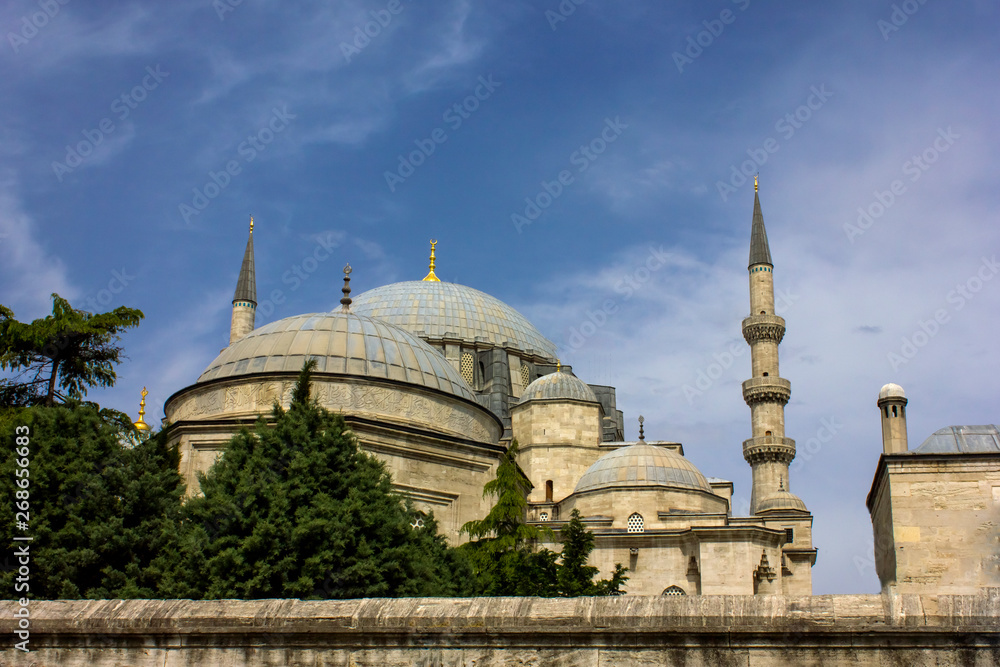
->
[[741, 185, 797, 514], [340, 264, 353, 311], [229, 216, 257, 345]]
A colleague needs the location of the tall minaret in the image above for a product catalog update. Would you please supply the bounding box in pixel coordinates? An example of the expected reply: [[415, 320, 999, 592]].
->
[[741, 178, 796, 514], [229, 216, 257, 345]]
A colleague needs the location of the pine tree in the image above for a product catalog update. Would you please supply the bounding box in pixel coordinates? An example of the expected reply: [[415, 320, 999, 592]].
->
[[0, 403, 184, 599], [557, 509, 628, 596], [159, 360, 471, 599]]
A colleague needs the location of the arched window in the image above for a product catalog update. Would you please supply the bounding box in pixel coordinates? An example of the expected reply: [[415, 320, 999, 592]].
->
[[662, 585, 686, 596], [627, 512, 644, 533], [410, 513, 426, 530], [545, 480, 553, 502], [892, 405, 898, 417], [539, 512, 549, 522]]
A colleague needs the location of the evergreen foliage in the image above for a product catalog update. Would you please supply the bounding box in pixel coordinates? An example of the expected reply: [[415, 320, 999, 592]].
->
[[0, 403, 184, 599], [462, 443, 627, 597], [0, 294, 143, 406], [160, 360, 473, 599]]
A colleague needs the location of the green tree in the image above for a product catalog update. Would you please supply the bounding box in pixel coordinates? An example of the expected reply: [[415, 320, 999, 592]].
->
[[159, 360, 471, 599], [0, 403, 184, 599], [557, 509, 628, 597], [0, 294, 143, 406], [460, 439, 558, 596]]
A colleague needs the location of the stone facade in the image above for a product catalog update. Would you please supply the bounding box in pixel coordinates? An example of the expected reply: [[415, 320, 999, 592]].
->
[[4, 593, 1000, 666]]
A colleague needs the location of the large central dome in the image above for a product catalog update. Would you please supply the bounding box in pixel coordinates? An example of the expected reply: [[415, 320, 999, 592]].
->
[[348, 281, 558, 360]]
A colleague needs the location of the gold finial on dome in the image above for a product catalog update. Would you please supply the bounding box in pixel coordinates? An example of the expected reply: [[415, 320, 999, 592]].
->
[[340, 263, 353, 310], [249, 215, 254, 234], [556, 359, 561, 373], [422, 240, 440, 282], [134, 387, 151, 432]]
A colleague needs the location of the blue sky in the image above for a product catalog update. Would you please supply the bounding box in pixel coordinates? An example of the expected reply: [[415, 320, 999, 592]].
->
[[1, 1, 998, 595]]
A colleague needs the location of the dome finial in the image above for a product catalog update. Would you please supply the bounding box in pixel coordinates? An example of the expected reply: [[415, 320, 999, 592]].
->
[[754, 173, 758, 193], [422, 240, 440, 282], [249, 215, 254, 234], [134, 387, 151, 432], [340, 264, 353, 310], [556, 359, 561, 373], [638, 415, 645, 441]]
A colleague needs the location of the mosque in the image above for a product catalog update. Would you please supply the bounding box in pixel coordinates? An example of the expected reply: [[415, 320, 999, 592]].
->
[[160, 183, 999, 598]]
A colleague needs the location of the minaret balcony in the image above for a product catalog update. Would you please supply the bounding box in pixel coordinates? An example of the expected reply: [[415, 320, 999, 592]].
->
[[742, 377, 791, 406], [742, 314, 785, 344], [743, 435, 796, 464]]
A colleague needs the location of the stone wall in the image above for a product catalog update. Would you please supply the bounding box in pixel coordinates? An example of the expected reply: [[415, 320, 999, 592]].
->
[[3, 592, 999, 666]]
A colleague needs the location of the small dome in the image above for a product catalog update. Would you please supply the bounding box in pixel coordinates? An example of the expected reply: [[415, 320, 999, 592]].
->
[[756, 490, 808, 513], [878, 383, 906, 400], [914, 425, 1000, 454], [349, 281, 558, 360], [519, 371, 598, 404], [197, 312, 476, 401], [574, 443, 712, 494]]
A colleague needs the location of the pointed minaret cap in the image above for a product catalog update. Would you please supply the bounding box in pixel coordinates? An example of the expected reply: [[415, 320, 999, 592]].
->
[[748, 179, 773, 268], [422, 240, 441, 282], [234, 216, 257, 304]]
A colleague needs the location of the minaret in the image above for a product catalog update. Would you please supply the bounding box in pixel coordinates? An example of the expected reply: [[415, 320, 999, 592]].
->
[[229, 216, 257, 345], [877, 383, 908, 453], [741, 178, 796, 514]]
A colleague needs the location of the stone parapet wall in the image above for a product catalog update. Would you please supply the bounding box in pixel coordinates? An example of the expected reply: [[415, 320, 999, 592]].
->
[[2, 591, 1000, 666]]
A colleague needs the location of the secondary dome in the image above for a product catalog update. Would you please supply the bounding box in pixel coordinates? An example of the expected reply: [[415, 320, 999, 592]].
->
[[756, 490, 808, 513], [197, 312, 476, 401], [574, 443, 712, 494], [520, 370, 598, 404], [348, 281, 558, 360], [914, 425, 1000, 454]]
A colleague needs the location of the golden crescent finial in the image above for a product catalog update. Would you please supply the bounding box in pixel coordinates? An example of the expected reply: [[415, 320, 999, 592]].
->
[[754, 174, 758, 193], [423, 239, 440, 282], [249, 215, 254, 233], [134, 386, 151, 432]]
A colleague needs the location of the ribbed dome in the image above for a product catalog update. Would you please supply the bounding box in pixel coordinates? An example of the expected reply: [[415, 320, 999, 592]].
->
[[878, 383, 906, 400], [198, 312, 476, 401], [520, 371, 598, 404], [915, 425, 1000, 454], [348, 281, 558, 360], [574, 444, 712, 494], [756, 490, 808, 513]]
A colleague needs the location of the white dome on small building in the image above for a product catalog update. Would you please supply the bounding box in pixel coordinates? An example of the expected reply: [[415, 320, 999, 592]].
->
[[878, 383, 906, 401]]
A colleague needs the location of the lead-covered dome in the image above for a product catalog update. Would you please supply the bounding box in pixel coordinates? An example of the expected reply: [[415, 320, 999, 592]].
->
[[348, 281, 558, 360], [520, 371, 598, 404], [574, 443, 712, 494], [197, 312, 476, 401], [914, 425, 1000, 454], [756, 490, 808, 513]]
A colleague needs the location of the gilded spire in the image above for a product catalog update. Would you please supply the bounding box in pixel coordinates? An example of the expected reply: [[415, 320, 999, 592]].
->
[[134, 387, 151, 432], [556, 359, 562, 373], [754, 173, 758, 193], [638, 415, 645, 441], [340, 264, 353, 310], [422, 240, 440, 282], [748, 184, 773, 268], [234, 217, 257, 304]]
